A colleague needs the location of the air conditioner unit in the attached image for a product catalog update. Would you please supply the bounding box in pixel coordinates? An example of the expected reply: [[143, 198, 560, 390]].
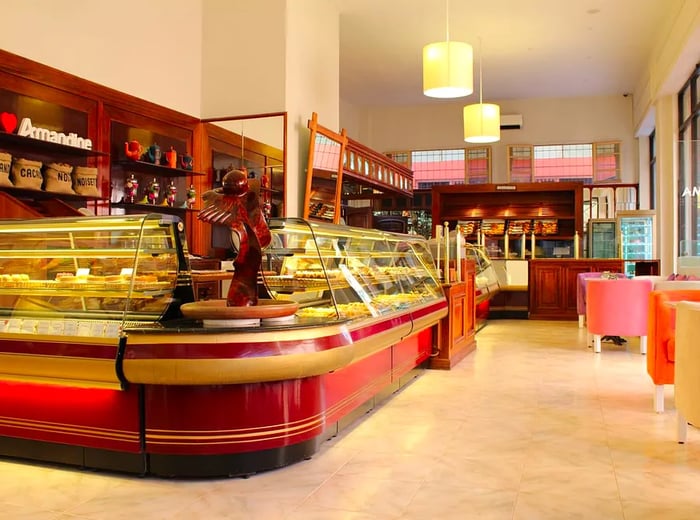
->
[[500, 114, 523, 130]]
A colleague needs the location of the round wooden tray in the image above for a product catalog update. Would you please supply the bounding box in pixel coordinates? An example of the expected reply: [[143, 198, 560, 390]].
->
[[180, 299, 299, 320]]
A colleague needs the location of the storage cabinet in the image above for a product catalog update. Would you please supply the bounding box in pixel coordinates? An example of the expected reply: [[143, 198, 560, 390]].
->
[[105, 113, 203, 221], [0, 83, 108, 216], [528, 259, 624, 320]]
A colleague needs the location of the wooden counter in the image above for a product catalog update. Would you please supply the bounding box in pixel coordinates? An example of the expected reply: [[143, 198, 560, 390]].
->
[[528, 258, 624, 320], [430, 261, 477, 369], [0, 300, 447, 477]]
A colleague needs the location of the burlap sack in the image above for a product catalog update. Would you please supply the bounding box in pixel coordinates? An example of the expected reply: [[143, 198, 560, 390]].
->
[[0, 152, 12, 187], [11, 158, 43, 190], [72, 166, 100, 197], [43, 162, 75, 194]]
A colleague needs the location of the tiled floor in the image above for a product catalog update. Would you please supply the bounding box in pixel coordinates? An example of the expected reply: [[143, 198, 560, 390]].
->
[[1, 319, 699, 519]]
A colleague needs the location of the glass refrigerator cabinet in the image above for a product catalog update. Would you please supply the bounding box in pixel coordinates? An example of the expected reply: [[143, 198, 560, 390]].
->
[[588, 219, 618, 258], [618, 210, 656, 277]]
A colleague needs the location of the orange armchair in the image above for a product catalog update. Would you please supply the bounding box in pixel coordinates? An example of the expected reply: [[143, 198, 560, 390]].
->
[[647, 289, 700, 413]]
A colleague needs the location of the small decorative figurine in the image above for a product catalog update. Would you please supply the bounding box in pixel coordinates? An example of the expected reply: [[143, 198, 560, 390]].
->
[[166, 179, 177, 206], [198, 170, 271, 307], [186, 184, 196, 208], [125, 140, 142, 161], [123, 173, 139, 203], [147, 177, 160, 204]]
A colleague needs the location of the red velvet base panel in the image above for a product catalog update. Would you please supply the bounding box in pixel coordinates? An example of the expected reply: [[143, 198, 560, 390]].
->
[[0, 331, 433, 476], [143, 331, 432, 457], [0, 380, 141, 453]]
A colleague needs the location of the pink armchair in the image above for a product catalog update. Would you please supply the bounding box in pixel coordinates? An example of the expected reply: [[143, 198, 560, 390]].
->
[[586, 278, 653, 354], [577, 272, 605, 328]]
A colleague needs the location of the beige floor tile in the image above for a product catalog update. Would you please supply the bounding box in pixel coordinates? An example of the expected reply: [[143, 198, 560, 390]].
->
[[0, 319, 698, 519]]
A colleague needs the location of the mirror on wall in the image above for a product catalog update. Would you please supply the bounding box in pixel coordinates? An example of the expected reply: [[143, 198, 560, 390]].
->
[[303, 112, 348, 224], [199, 112, 287, 254]]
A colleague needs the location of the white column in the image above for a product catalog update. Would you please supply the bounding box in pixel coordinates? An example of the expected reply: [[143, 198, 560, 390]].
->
[[654, 95, 678, 275]]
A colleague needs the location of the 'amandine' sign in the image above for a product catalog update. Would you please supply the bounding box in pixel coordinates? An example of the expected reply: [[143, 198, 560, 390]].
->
[[17, 117, 93, 150], [1, 111, 92, 150], [681, 186, 700, 197]]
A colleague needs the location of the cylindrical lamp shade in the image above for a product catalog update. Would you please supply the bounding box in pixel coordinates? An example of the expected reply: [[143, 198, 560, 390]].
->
[[423, 41, 473, 98], [463, 103, 501, 143]]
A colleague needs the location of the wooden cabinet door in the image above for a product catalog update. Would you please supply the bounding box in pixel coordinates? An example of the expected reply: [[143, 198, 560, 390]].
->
[[448, 283, 467, 349], [529, 263, 563, 316], [564, 265, 590, 314]]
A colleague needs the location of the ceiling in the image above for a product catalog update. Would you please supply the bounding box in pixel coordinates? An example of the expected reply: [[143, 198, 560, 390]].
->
[[338, 0, 673, 107]]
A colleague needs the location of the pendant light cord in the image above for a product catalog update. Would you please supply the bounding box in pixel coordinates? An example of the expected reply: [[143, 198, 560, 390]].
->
[[478, 37, 483, 105], [445, 0, 450, 41]]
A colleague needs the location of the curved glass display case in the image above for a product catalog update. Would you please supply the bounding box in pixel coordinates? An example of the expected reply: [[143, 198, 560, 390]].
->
[[264, 217, 445, 321], [0, 213, 192, 336]]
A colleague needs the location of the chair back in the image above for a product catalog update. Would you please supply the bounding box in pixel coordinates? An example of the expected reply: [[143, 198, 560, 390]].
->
[[576, 272, 605, 315], [586, 278, 653, 336], [674, 301, 700, 425]]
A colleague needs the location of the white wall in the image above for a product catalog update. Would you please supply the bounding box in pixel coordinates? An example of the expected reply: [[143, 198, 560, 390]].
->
[[346, 95, 637, 184], [0, 0, 203, 117], [285, 0, 340, 217], [201, 0, 286, 118]]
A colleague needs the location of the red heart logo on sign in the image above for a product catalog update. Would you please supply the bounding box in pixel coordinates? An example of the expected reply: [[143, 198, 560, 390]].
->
[[1, 112, 18, 133]]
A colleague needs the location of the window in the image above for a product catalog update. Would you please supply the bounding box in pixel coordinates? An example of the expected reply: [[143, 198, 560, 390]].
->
[[411, 149, 464, 188], [466, 147, 490, 184], [386, 147, 492, 188], [507, 142, 620, 183], [507, 145, 533, 182], [677, 64, 700, 255], [593, 142, 621, 181], [385, 151, 410, 169], [534, 144, 592, 182], [649, 131, 656, 210]]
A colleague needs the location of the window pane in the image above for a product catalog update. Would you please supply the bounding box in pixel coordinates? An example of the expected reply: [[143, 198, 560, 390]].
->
[[411, 149, 465, 189], [534, 144, 593, 182], [594, 142, 620, 182], [509, 146, 532, 183], [466, 147, 490, 184]]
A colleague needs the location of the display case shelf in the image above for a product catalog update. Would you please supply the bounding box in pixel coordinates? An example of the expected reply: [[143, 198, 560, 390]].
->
[[0, 131, 109, 158], [111, 202, 196, 215], [0, 185, 107, 202], [116, 160, 205, 177]]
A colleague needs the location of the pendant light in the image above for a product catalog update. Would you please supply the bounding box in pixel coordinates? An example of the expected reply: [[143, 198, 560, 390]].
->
[[463, 39, 500, 143], [423, 0, 473, 98]]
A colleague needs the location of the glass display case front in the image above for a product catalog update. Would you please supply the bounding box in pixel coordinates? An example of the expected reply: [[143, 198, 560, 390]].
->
[[0, 213, 192, 337], [263, 218, 445, 321]]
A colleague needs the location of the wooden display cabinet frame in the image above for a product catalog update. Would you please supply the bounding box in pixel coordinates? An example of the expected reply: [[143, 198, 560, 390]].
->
[[304, 112, 347, 224]]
